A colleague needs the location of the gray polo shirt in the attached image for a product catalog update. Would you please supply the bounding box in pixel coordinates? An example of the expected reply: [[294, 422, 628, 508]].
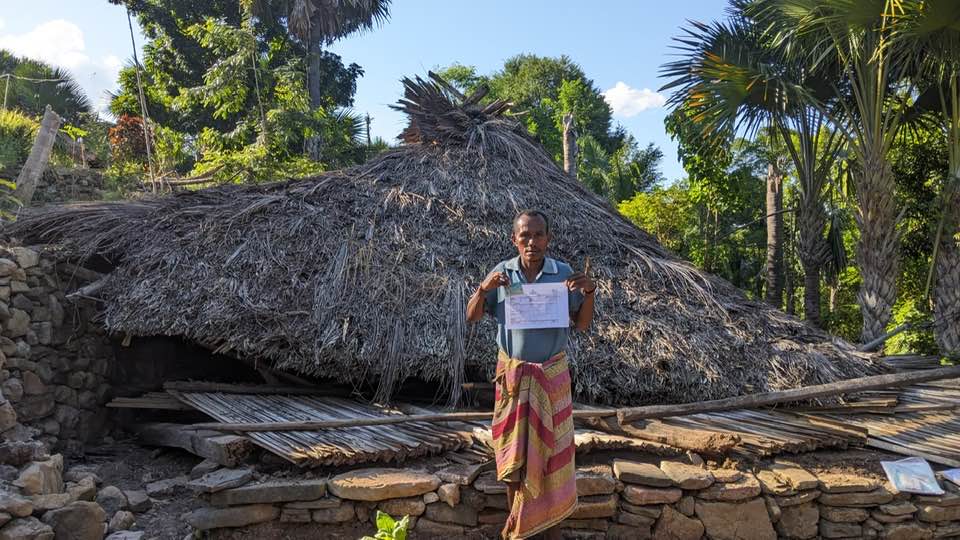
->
[[484, 256, 584, 363]]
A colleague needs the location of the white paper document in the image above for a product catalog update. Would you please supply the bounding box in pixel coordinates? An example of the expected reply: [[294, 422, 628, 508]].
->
[[505, 282, 569, 330]]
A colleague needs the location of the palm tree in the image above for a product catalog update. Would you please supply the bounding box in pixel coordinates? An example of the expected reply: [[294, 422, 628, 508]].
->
[[0, 50, 91, 122], [749, 0, 912, 344], [660, 14, 842, 325], [899, 1, 960, 358], [278, 0, 390, 160]]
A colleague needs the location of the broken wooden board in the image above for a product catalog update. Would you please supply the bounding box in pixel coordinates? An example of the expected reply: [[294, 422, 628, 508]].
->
[[135, 422, 255, 467]]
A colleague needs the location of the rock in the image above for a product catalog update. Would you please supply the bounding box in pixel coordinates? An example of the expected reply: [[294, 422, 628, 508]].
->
[[183, 504, 279, 530], [4, 309, 29, 338], [653, 505, 704, 540], [209, 479, 326, 506], [776, 502, 818, 539], [659, 460, 714, 490], [696, 472, 762, 502], [20, 373, 44, 396], [820, 520, 862, 538], [695, 498, 776, 540], [561, 518, 609, 531], [770, 461, 819, 491], [570, 495, 617, 519], [763, 497, 781, 523], [774, 489, 820, 507], [473, 471, 507, 495], [613, 460, 671, 487], [41, 501, 106, 540], [15, 455, 63, 495], [622, 485, 682, 505], [30, 493, 75, 513], [378, 497, 426, 517], [284, 497, 342, 509], [609, 522, 652, 540], [934, 523, 960, 538], [62, 468, 98, 485], [881, 522, 933, 540], [16, 395, 55, 422], [712, 469, 744, 483], [914, 493, 960, 506], [279, 508, 311, 523], [0, 517, 54, 540], [820, 506, 870, 522], [422, 492, 439, 504], [436, 483, 459, 508], [817, 473, 881, 494], [758, 470, 796, 496], [328, 468, 441, 502], [619, 501, 662, 518], [11, 249, 39, 270], [122, 490, 150, 512], [105, 533, 143, 540], [576, 470, 616, 496], [435, 463, 488, 486], [108, 510, 135, 532], [1, 380, 22, 403], [96, 486, 128, 517], [880, 501, 917, 516], [187, 468, 252, 494], [477, 509, 507, 524], [0, 402, 16, 433], [0, 492, 33, 517], [414, 517, 464, 536], [918, 505, 960, 522], [677, 495, 695, 516], [144, 476, 187, 498], [189, 459, 220, 480], [872, 511, 913, 524], [67, 478, 97, 502], [819, 487, 894, 507], [0, 260, 17, 278], [311, 501, 355, 523], [423, 502, 477, 526], [616, 510, 655, 527]]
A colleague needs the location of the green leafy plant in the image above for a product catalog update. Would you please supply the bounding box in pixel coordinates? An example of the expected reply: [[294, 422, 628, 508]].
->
[[0, 177, 22, 221], [0, 109, 39, 169], [360, 511, 409, 540]]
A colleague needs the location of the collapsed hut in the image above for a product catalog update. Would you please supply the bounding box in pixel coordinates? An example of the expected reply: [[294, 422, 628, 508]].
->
[[6, 74, 880, 407]]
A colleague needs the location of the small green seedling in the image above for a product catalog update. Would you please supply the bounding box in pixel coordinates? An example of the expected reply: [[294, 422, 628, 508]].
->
[[360, 511, 409, 540]]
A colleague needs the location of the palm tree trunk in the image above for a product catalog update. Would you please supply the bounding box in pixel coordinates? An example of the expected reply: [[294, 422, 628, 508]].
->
[[802, 261, 821, 325], [933, 186, 960, 358], [764, 163, 784, 307], [855, 152, 899, 344], [305, 28, 323, 161], [795, 168, 829, 327], [562, 112, 577, 179]]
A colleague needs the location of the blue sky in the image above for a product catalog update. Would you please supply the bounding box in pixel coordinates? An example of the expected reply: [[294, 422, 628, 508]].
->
[[0, 1, 729, 182]]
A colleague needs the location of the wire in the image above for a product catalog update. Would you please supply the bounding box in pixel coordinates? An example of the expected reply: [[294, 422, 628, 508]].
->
[[0, 73, 68, 83]]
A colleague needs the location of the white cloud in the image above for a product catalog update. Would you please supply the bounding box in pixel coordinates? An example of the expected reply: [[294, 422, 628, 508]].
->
[[0, 19, 90, 69], [602, 82, 666, 117]]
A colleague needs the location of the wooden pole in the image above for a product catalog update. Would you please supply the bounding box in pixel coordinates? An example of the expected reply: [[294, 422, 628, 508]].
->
[[617, 364, 960, 423], [14, 105, 61, 207]]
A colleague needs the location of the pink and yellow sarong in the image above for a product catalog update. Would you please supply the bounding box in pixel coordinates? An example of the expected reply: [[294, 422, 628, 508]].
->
[[491, 350, 577, 539]]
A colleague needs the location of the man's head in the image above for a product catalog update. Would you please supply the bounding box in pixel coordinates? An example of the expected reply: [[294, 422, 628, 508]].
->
[[512, 210, 551, 269]]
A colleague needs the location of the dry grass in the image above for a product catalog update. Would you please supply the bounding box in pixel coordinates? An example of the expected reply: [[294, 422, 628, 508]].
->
[[5, 74, 882, 406]]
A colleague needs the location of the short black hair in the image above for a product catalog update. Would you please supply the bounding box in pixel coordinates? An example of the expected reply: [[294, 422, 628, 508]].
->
[[513, 210, 550, 234]]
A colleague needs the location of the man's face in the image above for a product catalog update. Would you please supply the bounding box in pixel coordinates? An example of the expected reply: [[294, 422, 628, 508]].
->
[[512, 214, 551, 267]]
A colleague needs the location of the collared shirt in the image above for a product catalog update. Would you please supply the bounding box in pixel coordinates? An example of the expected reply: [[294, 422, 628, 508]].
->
[[484, 256, 584, 363]]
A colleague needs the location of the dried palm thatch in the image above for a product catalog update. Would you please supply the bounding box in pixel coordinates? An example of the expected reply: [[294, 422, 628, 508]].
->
[[5, 73, 882, 407]]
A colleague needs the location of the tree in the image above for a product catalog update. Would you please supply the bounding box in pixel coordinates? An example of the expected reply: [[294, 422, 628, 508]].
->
[[0, 50, 91, 122], [276, 0, 389, 160], [660, 14, 842, 323], [898, 1, 960, 358], [752, 0, 913, 343]]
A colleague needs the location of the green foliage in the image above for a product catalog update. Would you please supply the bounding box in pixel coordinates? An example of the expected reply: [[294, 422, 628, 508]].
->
[[0, 50, 91, 122], [0, 109, 39, 169], [361, 511, 409, 540], [0, 176, 21, 221]]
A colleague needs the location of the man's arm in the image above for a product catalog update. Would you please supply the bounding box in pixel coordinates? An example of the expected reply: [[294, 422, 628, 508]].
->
[[466, 271, 509, 322]]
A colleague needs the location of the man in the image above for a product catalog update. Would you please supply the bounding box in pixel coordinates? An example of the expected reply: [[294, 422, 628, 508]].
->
[[466, 210, 596, 540]]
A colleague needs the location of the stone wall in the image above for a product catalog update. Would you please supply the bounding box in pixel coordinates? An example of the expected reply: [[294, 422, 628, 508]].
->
[[180, 457, 960, 539], [0, 245, 114, 453]]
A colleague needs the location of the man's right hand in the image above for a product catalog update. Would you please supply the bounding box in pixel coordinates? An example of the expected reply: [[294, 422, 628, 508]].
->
[[480, 271, 510, 292]]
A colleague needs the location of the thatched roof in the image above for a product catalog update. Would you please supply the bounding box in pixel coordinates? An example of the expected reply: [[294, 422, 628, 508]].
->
[[6, 74, 881, 407]]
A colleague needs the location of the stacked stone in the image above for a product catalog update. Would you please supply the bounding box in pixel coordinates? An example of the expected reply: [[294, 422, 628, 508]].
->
[[0, 245, 113, 453], [178, 458, 960, 539]]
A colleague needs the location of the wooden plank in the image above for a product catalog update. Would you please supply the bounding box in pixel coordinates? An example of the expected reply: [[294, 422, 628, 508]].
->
[[107, 394, 192, 411], [134, 422, 255, 467], [617, 365, 960, 423], [164, 381, 349, 396]]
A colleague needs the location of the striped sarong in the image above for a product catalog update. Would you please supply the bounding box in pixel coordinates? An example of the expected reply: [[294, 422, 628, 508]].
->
[[491, 350, 577, 539]]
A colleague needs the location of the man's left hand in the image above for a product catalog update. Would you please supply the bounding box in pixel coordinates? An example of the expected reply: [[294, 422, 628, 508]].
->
[[565, 272, 595, 294]]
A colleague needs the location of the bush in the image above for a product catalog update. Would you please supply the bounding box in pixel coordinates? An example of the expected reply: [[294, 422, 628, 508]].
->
[[109, 114, 150, 163], [0, 110, 39, 169]]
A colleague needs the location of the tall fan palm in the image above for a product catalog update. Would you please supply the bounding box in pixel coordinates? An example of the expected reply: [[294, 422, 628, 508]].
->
[[0, 50, 91, 123], [899, 1, 960, 358], [749, 0, 912, 344], [274, 0, 390, 160], [660, 14, 842, 325]]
